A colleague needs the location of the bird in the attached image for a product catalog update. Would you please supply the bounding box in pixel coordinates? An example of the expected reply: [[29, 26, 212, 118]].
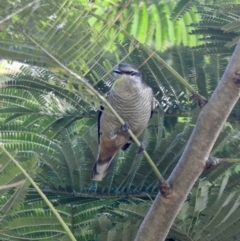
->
[[91, 63, 156, 181]]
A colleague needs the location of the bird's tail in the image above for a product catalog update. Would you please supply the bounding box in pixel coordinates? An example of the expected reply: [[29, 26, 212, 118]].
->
[[91, 155, 115, 181]]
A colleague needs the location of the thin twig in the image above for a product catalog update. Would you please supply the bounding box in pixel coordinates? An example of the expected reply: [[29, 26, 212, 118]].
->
[[0, 0, 39, 25], [0, 145, 77, 241], [0, 180, 25, 190], [88, 12, 207, 104], [17, 27, 165, 182]]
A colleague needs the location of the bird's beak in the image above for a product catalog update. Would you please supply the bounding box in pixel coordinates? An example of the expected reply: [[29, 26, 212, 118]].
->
[[113, 67, 122, 75]]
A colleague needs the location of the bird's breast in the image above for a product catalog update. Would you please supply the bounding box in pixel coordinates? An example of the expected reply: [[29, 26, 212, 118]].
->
[[100, 84, 152, 137]]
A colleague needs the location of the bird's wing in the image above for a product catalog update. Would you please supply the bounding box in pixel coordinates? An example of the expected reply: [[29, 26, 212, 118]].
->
[[97, 106, 104, 144], [150, 96, 158, 119], [97, 92, 110, 144], [121, 139, 132, 151]]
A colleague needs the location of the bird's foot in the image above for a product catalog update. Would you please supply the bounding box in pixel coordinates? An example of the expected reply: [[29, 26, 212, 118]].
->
[[109, 122, 129, 139], [121, 122, 130, 132], [136, 142, 145, 154], [159, 180, 172, 197]]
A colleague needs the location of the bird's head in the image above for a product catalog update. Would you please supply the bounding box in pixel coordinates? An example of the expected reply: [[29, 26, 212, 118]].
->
[[113, 63, 142, 83]]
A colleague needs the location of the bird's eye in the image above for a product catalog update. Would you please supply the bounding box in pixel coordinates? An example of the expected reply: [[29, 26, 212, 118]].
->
[[130, 71, 135, 76]]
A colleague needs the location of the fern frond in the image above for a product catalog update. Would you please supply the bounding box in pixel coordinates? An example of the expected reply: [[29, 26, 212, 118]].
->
[[171, 0, 196, 21]]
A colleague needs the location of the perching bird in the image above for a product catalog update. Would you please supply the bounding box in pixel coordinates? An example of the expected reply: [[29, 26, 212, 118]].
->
[[91, 63, 156, 181]]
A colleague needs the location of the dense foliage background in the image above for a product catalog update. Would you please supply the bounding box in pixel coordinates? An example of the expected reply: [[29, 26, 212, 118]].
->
[[1, 0, 240, 240]]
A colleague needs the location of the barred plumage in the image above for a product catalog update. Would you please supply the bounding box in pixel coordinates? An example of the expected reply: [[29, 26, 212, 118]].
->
[[91, 63, 156, 181]]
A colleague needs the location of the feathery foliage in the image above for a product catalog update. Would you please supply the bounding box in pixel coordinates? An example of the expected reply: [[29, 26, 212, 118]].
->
[[1, 0, 240, 240]]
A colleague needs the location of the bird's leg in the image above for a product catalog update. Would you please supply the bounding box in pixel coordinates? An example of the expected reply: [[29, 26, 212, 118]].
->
[[136, 142, 145, 154], [109, 122, 130, 139], [120, 122, 130, 132]]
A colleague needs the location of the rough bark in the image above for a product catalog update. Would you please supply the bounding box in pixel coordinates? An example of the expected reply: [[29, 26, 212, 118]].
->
[[135, 41, 240, 241]]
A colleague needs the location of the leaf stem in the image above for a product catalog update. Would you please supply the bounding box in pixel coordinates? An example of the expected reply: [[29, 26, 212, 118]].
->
[[18, 28, 165, 183], [0, 145, 77, 241], [0, 0, 39, 25], [88, 11, 206, 102]]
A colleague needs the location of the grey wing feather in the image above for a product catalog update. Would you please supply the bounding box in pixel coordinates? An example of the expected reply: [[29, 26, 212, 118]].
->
[[97, 106, 104, 144], [150, 97, 158, 119], [121, 140, 132, 151], [97, 92, 110, 144]]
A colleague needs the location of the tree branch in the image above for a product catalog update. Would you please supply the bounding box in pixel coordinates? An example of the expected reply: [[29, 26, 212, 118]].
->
[[0, 0, 39, 25], [135, 41, 240, 241], [205, 156, 240, 169], [88, 11, 207, 105], [0, 180, 25, 190], [17, 27, 165, 183], [0, 145, 77, 241]]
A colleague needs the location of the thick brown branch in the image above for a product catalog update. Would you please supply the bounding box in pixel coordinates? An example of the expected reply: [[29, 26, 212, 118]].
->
[[135, 41, 240, 241]]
